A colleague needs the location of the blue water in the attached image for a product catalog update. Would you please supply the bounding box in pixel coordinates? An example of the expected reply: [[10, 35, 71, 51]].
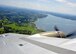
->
[[35, 14, 76, 34]]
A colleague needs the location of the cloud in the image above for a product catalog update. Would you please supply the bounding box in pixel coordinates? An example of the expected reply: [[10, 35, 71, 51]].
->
[[38, 0, 50, 3], [39, 0, 47, 2], [67, 2, 76, 7], [56, 0, 76, 7], [56, 0, 66, 2]]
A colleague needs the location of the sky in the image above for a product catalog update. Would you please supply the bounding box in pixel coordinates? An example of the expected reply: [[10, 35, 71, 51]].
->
[[0, 0, 76, 15]]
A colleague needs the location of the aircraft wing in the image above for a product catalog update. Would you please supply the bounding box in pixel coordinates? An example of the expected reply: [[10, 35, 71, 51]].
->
[[0, 33, 76, 54]]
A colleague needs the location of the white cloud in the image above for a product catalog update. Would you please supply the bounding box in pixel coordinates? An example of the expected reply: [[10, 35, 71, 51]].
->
[[67, 2, 76, 7], [39, 0, 47, 2], [56, 0, 76, 7], [56, 0, 66, 2], [38, 0, 50, 3]]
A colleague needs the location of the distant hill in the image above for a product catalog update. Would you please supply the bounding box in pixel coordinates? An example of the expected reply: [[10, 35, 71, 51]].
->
[[0, 5, 76, 21], [47, 12, 76, 21], [0, 6, 48, 24]]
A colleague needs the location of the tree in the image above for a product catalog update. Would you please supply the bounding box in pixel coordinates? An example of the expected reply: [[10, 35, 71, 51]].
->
[[0, 28, 4, 34]]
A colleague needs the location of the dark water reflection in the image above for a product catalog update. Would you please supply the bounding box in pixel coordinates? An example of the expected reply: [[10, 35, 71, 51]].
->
[[35, 14, 76, 34]]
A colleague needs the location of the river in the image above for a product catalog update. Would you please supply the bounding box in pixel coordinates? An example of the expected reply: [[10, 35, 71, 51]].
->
[[35, 14, 76, 34]]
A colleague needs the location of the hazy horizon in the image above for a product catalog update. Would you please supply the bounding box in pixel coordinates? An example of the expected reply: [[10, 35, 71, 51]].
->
[[0, 0, 76, 15]]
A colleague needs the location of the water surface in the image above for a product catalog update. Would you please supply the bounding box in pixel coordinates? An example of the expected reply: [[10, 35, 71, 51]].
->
[[35, 14, 76, 34]]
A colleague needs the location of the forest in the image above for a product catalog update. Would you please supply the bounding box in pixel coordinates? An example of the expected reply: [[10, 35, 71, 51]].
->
[[0, 6, 47, 34]]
